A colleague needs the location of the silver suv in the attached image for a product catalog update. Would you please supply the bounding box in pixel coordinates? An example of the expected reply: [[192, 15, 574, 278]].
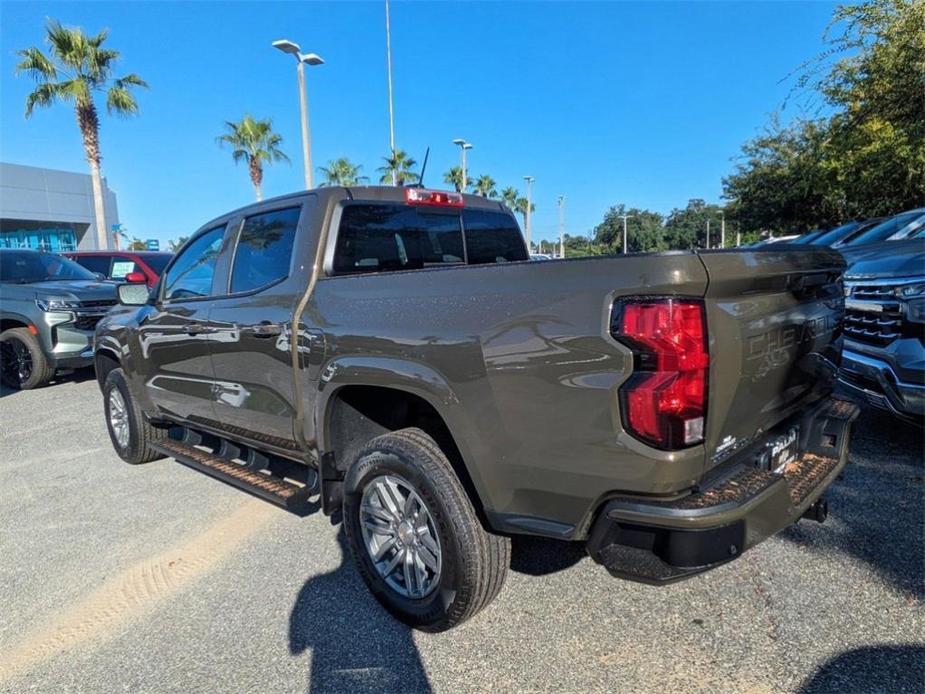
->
[[0, 249, 118, 389]]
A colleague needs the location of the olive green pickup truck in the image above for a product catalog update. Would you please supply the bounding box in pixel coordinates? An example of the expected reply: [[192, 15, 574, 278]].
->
[[94, 186, 858, 631]]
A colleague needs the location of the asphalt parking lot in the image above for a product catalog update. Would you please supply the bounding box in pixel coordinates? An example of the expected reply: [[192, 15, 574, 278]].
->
[[1, 372, 922, 693]]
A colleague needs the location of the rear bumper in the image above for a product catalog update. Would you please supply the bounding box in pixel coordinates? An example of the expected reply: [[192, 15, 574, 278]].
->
[[586, 398, 860, 584]]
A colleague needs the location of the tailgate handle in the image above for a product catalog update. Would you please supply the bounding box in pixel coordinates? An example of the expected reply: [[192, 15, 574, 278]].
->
[[789, 272, 830, 292]]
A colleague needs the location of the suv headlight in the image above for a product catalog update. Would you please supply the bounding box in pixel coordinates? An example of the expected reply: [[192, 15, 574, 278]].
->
[[898, 283, 925, 298], [36, 298, 81, 312]]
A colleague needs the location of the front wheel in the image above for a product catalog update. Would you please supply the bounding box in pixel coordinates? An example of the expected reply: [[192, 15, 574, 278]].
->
[[343, 428, 510, 632], [103, 368, 167, 464], [0, 328, 53, 390]]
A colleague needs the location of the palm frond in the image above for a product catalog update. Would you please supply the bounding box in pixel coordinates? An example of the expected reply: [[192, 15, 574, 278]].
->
[[46, 20, 86, 71], [106, 86, 138, 115], [15, 47, 57, 81], [24, 82, 62, 117]]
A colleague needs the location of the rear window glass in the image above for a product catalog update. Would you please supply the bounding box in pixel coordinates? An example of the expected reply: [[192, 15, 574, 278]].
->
[[462, 209, 528, 264], [231, 207, 300, 293], [333, 205, 465, 275], [72, 255, 111, 275]]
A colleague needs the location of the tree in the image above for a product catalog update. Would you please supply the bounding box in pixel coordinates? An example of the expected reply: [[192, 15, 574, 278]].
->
[[663, 199, 729, 249], [16, 19, 148, 250], [318, 157, 368, 187], [443, 166, 465, 192], [378, 149, 418, 185], [594, 204, 666, 253], [168, 236, 188, 252], [500, 187, 519, 210], [472, 174, 497, 198], [127, 237, 147, 251], [724, 0, 925, 234], [216, 115, 288, 201]]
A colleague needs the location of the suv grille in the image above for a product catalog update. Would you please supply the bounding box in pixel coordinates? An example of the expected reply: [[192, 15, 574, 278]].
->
[[844, 283, 902, 346], [73, 300, 118, 332]]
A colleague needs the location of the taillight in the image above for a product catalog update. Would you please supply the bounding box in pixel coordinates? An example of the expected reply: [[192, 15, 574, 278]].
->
[[404, 188, 464, 207], [611, 298, 709, 449]]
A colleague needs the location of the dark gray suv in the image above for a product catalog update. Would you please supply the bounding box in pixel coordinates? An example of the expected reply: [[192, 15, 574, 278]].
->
[[0, 248, 118, 389]]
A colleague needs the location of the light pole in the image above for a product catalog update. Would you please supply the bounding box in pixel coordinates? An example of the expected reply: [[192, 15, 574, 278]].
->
[[705, 219, 711, 249], [384, 0, 397, 185], [617, 214, 634, 254], [523, 175, 534, 252], [557, 195, 566, 259], [719, 209, 726, 248], [452, 139, 472, 191], [273, 39, 324, 190]]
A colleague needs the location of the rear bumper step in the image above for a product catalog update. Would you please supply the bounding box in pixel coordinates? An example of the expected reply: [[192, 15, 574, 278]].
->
[[586, 397, 860, 584], [152, 433, 318, 516]]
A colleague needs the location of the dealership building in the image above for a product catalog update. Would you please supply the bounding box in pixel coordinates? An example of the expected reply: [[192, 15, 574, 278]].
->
[[0, 161, 119, 252]]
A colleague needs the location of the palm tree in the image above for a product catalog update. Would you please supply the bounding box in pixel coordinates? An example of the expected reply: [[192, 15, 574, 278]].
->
[[318, 158, 368, 187], [16, 19, 148, 250], [216, 115, 289, 201], [501, 187, 520, 210], [444, 166, 465, 192], [514, 197, 535, 230], [378, 149, 418, 185], [472, 174, 497, 198]]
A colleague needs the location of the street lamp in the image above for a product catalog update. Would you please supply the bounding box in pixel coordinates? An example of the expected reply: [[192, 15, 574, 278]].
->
[[617, 214, 634, 254], [452, 139, 472, 191], [273, 39, 324, 190], [523, 175, 534, 252], [719, 208, 726, 248], [557, 195, 566, 259]]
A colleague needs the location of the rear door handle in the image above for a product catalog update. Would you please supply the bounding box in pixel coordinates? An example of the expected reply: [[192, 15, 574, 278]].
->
[[246, 322, 283, 338]]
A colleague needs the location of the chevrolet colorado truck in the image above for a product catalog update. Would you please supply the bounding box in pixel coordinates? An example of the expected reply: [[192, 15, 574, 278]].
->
[[0, 248, 118, 389], [839, 238, 925, 422], [94, 186, 858, 631]]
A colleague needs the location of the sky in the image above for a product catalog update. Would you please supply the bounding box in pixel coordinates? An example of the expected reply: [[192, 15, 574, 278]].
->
[[0, 1, 839, 247]]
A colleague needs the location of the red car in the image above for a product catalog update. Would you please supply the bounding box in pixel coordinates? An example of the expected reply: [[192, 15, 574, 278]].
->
[[64, 251, 172, 287]]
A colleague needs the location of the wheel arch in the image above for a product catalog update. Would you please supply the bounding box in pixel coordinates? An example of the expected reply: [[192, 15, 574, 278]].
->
[[317, 359, 493, 528]]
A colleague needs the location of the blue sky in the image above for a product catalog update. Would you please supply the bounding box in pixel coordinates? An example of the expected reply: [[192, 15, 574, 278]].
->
[[0, 1, 838, 246]]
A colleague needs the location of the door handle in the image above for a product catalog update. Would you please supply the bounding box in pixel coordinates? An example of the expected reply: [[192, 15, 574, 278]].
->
[[184, 323, 211, 336], [246, 322, 283, 338]]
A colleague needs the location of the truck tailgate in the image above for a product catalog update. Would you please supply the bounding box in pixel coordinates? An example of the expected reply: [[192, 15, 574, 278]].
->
[[697, 248, 846, 470]]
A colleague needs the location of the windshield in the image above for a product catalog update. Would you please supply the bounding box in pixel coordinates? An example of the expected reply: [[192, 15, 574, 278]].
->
[[840, 211, 925, 247], [0, 251, 98, 284], [144, 253, 172, 276], [810, 221, 860, 247]]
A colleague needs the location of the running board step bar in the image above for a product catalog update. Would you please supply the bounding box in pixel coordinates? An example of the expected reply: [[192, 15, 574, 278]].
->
[[152, 437, 317, 516]]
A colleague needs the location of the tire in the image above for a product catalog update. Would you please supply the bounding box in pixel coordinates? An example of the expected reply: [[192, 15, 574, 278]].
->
[[103, 367, 167, 464], [0, 327, 53, 390], [343, 427, 510, 632]]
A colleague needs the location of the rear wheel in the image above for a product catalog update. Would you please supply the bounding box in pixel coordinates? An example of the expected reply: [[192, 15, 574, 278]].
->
[[103, 368, 167, 464], [0, 328, 52, 390], [343, 427, 510, 632]]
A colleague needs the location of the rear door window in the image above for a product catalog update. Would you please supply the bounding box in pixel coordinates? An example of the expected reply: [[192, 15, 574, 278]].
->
[[462, 210, 528, 264], [333, 205, 464, 275], [230, 207, 301, 293]]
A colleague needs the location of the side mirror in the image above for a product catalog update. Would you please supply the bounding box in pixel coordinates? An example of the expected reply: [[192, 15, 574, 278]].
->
[[125, 271, 147, 284], [117, 283, 151, 306]]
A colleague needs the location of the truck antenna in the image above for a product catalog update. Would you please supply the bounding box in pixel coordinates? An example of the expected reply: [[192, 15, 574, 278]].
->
[[414, 147, 430, 188]]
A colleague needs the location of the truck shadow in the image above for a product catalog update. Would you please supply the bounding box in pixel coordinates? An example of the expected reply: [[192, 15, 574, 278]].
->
[[799, 644, 925, 693], [288, 528, 432, 693], [510, 535, 588, 576], [780, 406, 924, 599]]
